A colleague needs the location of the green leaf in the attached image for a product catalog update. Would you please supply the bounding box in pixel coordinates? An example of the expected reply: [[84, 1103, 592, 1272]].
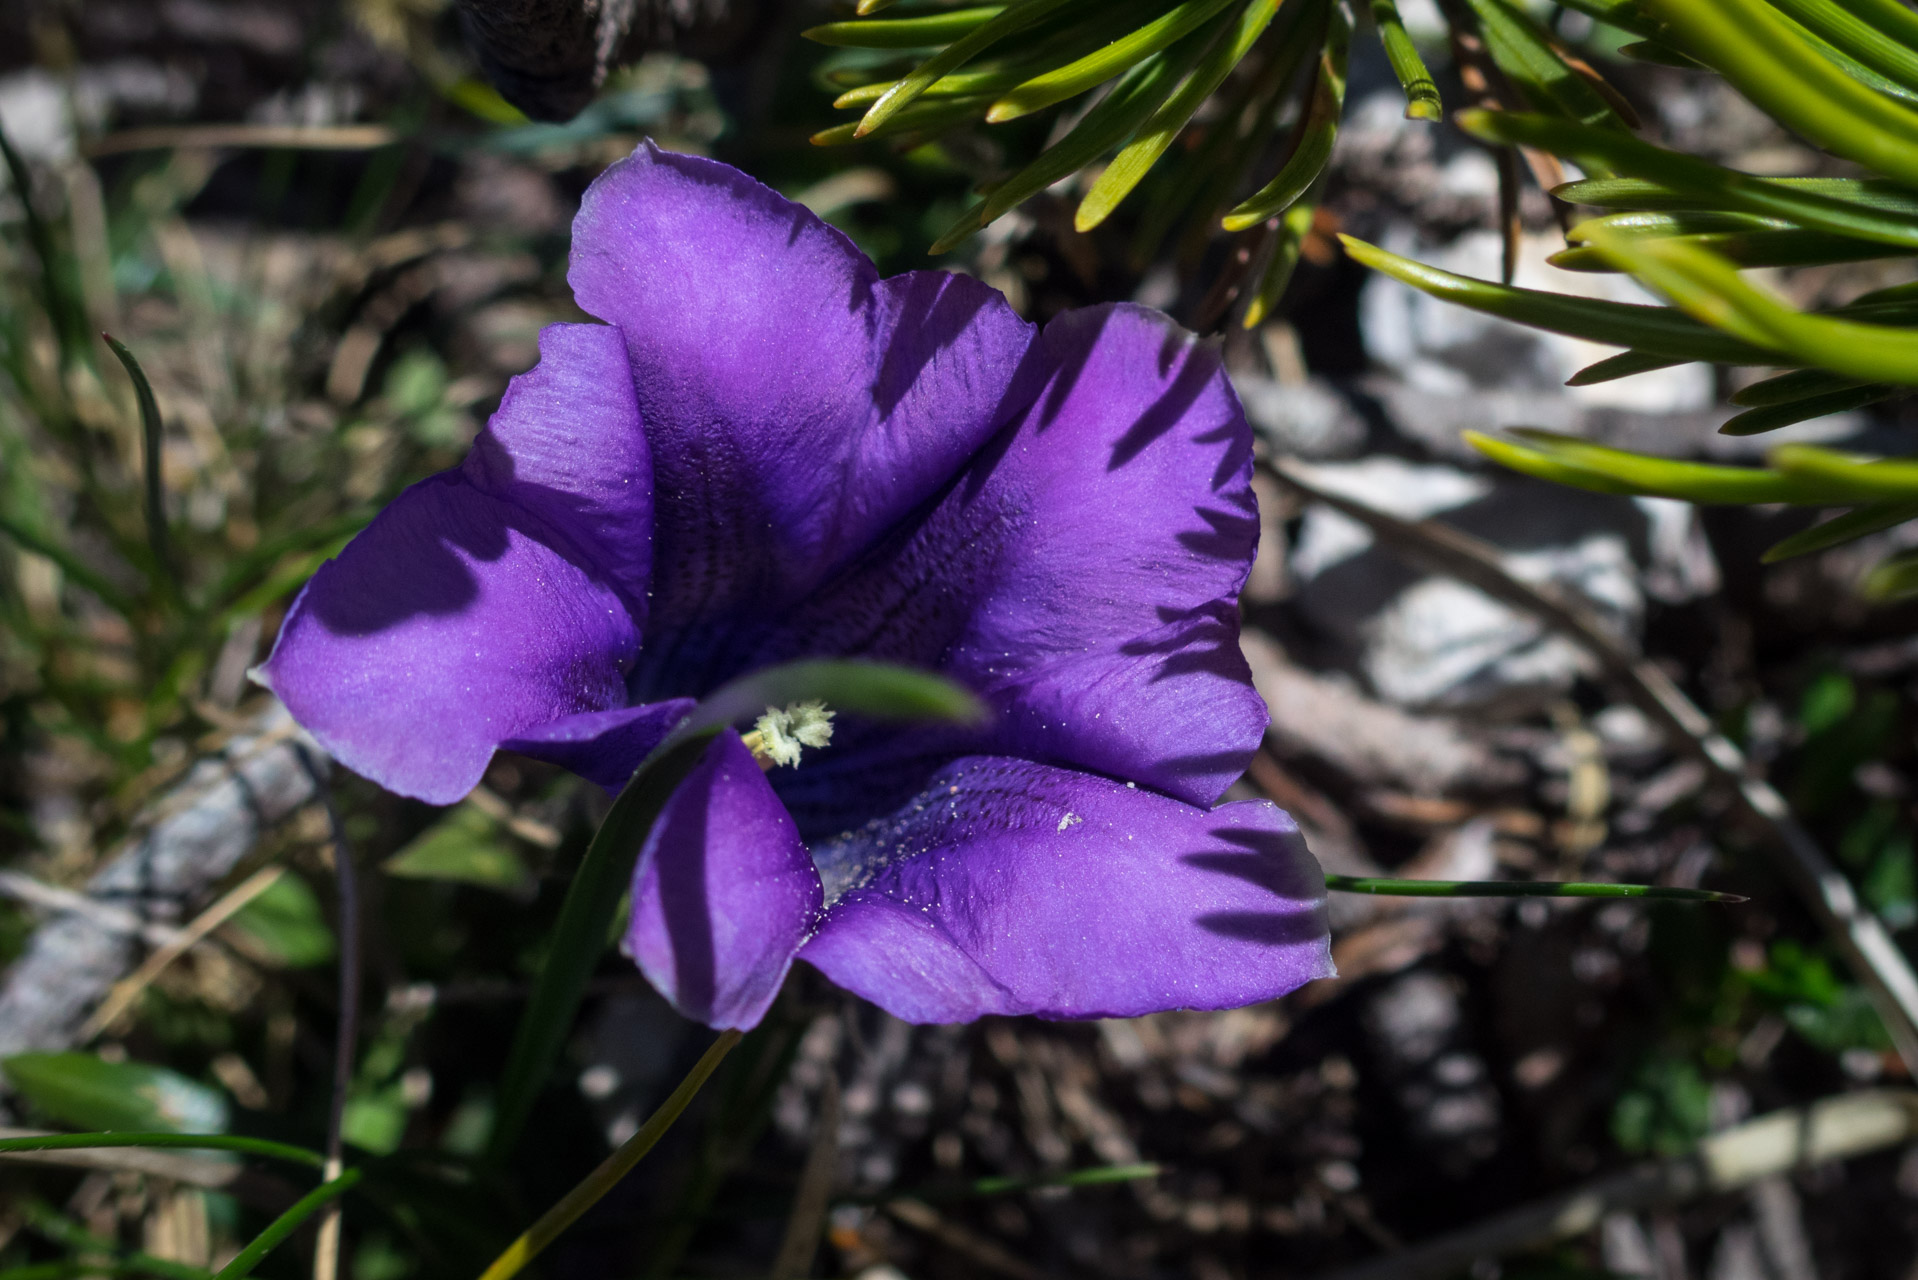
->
[[1324, 875, 1742, 900], [226, 873, 335, 967], [1371, 0, 1443, 119], [1771, 443, 1918, 498], [1463, 0, 1627, 129], [851, 0, 1086, 136], [1864, 546, 1918, 599], [1720, 383, 1901, 435], [1242, 184, 1322, 328], [1639, 0, 1918, 186], [3, 1054, 229, 1134], [1223, 1, 1351, 230], [1467, 112, 1918, 248], [102, 335, 174, 596], [803, 6, 1007, 48], [936, 33, 1212, 248], [1730, 367, 1872, 405], [1077, 0, 1282, 230], [1762, 500, 1918, 561], [986, 0, 1238, 122], [0, 1132, 321, 1166], [383, 804, 533, 894], [1566, 350, 1685, 385], [1551, 224, 1903, 273], [1465, 428, 1847, 503], [212, 1171, 361, 1280], [1585, 227, 1918, 383], [813, 94, 996, 145], [1339, 234, 1787, 364]]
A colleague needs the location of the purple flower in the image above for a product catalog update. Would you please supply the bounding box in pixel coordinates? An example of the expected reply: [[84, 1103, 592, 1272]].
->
[[257, 144, 1332, 1030]]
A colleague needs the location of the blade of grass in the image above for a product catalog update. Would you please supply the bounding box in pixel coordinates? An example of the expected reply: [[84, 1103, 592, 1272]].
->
[[1463, 0, 1628, 128], [1567, 350, 1686, 384], [210, 1171, 361, 1280], [1721, 384, 1901, 434], [1466, 111, 1918, 247], [1763, 500, 1918, 560], [1077, 0, 1281, 231], [1223, 1, 1351, 230], [1733, 367, 1873, 405], [478, 1030, 743, 1280], [0, 121, 87, 369], [1325, 875, 1743, 900], [0, 1133, 324, 1167], [1466, 428, 1854, 503], [1588, 227, 1918, 383], [851, 0, 1088, 136], [1339, 234, 1791, 364], [1772, 444, 1918, 498], [1242, 183, 1322, 327], [102, 335, 175, 597], [986, 0, 1239, 121], [1551, 227, 1907, 270], [1642, 0, 1918, 185], [804, 7, 1008, 48]]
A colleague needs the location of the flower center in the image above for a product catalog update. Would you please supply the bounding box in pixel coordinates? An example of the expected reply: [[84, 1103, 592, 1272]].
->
[[740, 700, 835, 770]]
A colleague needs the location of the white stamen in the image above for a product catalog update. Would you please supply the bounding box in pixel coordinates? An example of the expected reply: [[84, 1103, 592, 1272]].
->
[[746, 700, 836, 769]]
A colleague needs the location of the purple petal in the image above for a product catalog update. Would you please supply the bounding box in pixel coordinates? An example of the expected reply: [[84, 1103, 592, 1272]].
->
[[626, 731, 824, 1029], [768, 303, 1268, 809], [461, 322, 653, 621], [568, 143, 1039, 630], [256, 474, 640, 804], [799, 756, 1331, 1023], [502, 698, 695, 793]]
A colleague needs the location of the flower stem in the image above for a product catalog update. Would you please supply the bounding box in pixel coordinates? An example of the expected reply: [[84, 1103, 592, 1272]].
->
[[476, 1029, 745, 1280], [1324, 874, 1744, 901]]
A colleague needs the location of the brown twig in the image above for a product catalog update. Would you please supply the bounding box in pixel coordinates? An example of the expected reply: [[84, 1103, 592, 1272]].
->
[[1268, 460, 1918, 1075]]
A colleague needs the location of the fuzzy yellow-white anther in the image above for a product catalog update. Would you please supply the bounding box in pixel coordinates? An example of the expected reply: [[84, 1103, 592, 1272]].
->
[[739, 700, 835, 770]]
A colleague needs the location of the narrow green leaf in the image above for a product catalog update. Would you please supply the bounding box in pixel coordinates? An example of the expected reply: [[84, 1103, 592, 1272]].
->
[[1830, 0, 1918, 56], [1223, 2, 1352, 230], [1618, 38, 1706, 66], [477, 1030, 742, 1280], [211, 1171, 360, 1280], [853, 0, 1086, 136], [3, 1055, 229, 1135], [1567, 350, 1685, 384], [1466, 428, 1849, 503], [0, 1132, 323, 1167], [1587, 227, 1918, 383], [1339, 234, 1788, 364], [1863, 546, 1918, 598], [1464, 0, 1626, 129], [804, 7, 1007, 48], [1721, 384, 1901, 435], [1641, 0, 1918, 186], [1243, 185, 1322, 327], [1325, 874, 1743, 901], [1371, 0, 1443, 119], [1555, 173, 1918, 220], [1772, 443, 1918, 499], [1467, 111, 1918, 248], [1077, 0, 1281, 231], [1733, 368, 1869, 406], [1551, 227, 1907, 271], [1763, 500, 1918, 560], [988, 0, 1239, 121], [483, 733, 714, 1165], [935, 44, 1199, 250], [815, 94, 997, 145], [1554, 0, 1664, 40], [383, 804, 532, 893], [0, 121, 87, 369], [1774, 3, 1918, 105], [102, 335, 173, 593]]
